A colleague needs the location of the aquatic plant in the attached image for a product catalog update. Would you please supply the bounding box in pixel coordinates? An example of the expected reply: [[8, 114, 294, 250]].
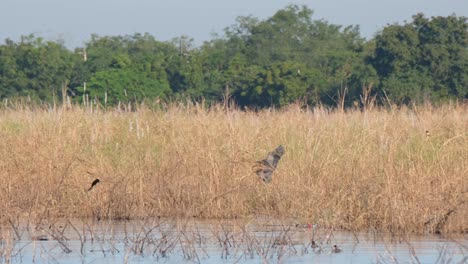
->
[[0, 102, 466, 234]]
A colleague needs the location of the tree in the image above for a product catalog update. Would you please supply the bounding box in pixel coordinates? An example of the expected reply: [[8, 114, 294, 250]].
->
[[220, 5, 368, 107], [0, 35, 75, 102], [72, 33, 175, 104], [372, 14, 468, 103], [87, 68, 171, 105]]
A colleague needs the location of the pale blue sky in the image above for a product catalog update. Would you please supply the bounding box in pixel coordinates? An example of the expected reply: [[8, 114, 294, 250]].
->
[[1, 0, 467, 48]]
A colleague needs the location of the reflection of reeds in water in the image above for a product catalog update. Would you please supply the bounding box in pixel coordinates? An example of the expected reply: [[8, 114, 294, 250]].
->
[[0, 218, 465, 263], [0, 103, 466, 234]]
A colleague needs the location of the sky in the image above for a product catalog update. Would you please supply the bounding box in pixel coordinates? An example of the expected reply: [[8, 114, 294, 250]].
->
[[1, 0, 467, 49]]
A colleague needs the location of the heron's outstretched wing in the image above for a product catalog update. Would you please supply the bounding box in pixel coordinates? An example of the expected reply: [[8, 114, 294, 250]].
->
[[255, 145, 285, 183], [256, 168, 274, 183], [264, 145, 285, 169]]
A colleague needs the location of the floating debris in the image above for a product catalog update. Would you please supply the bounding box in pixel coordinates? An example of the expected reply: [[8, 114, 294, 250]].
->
[[31, 235, 49, 241]]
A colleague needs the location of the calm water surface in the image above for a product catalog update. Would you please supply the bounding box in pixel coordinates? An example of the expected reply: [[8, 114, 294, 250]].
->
[[1, 218, 466, 264]]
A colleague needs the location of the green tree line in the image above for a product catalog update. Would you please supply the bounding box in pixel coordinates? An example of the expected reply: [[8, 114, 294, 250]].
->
[[0, 5, 466, 108]]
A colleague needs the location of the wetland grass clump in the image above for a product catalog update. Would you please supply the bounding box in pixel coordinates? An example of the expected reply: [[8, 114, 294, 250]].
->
[[0, 102, 466, 234]]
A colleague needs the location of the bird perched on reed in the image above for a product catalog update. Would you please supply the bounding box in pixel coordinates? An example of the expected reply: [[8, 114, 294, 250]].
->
[[254, 145, 285, 183], [88, 179, 100, 191]]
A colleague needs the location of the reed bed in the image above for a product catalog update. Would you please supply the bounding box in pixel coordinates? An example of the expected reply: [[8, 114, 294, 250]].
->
[[0, 102, 466, 234]]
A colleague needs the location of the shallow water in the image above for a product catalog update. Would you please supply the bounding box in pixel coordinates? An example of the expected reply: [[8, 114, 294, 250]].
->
[[1, 218, 466, 263]]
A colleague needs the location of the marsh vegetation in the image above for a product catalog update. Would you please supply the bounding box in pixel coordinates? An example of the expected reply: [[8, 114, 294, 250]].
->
[[0, 102, 466, 236]]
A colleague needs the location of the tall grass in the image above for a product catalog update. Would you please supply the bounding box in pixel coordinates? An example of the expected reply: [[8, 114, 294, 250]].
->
[[0, 102, 466, 234]]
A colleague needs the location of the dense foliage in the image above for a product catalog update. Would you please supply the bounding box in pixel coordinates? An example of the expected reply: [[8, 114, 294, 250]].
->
[[0, 5, 466, 107]]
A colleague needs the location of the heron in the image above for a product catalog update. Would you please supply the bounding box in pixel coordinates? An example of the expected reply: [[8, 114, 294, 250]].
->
[[255, 145, 285, 183]]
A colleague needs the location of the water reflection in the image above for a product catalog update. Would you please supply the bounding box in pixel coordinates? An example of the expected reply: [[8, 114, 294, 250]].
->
[[1, 218, 466, 263]]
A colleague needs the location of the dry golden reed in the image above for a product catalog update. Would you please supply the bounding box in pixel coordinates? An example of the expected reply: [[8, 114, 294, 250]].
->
[[0, 102, 466, 234]]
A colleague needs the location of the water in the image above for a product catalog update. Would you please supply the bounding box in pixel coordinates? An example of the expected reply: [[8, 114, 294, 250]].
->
[[1, 218, 466, 263]]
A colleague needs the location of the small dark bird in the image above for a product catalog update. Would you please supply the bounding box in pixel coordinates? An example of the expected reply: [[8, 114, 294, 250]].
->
[[425, 130, 431, 138], [311, 240, 318, 249], [88, 179, 100, 191], [332, 245, 342, 253], [255, 145, 285, 183]]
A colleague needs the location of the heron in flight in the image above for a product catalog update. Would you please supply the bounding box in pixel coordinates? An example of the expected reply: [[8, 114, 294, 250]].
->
[[255, 145, 285, 183]]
